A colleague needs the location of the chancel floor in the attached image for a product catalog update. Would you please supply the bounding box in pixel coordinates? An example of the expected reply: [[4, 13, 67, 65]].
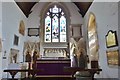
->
[[2, 77, 76, 80]]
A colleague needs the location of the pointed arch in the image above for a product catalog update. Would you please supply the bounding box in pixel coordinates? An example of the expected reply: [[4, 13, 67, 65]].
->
[[39, 2, 71, 57], [40, 2, 70, 43], [87, 12, 99, 62]]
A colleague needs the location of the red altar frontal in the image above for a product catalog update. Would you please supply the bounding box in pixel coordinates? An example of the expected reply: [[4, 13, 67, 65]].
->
[[36, 59, 71, 77]]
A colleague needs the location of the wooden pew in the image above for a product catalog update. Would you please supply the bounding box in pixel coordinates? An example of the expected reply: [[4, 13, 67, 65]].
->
[[4, 69, 43, 80], [64, 67, 102, 80]]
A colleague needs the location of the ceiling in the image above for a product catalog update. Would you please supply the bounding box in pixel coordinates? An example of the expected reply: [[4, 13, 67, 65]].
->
[[15, 2, 92, 18], [74, 2, 92, 17]]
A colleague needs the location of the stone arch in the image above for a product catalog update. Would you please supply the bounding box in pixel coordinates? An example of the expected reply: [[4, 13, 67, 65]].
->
[[39, 2, 71, 56], [40, 2, 71, 42]]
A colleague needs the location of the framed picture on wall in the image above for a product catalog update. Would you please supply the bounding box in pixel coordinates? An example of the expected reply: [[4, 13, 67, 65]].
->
[[71, 24, 82, 38], [28, 28, 39, 37], [106, 30, 118, 48], [106, 50, 119, 66], [13, 35, 19, 46]]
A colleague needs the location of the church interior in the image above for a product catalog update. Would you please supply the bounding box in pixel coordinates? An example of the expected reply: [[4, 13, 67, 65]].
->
[[0, 0, 120, 80]]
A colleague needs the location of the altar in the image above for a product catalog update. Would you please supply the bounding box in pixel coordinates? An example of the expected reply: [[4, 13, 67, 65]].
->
[[36, 58, 71, 77]]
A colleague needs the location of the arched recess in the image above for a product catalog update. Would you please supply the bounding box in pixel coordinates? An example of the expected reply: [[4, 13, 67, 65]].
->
[[19, 20, 25, 36], [87, 12, 99, 68], [39, 2, 71, 57]]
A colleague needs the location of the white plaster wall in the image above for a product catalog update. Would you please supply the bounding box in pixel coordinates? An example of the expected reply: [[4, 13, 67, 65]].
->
[[118, 2, 120, 79], [2, 2, 27, 78], [65, 2, 83, 24], [0, 0, 2, 79], [25, 2, 45, 42], [25, 2, 83, 57], [83, 2, 118, 78], [26, 2, 83, 41]]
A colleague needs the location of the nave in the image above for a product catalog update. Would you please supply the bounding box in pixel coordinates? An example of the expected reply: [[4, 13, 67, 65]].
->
[[0, 0, 119, 80]]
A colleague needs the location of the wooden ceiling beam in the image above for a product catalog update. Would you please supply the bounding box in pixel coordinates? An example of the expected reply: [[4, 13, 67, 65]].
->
[[16, 2, 37, 17], [74, 2, 92, 17], [15, 2, 92, 18]]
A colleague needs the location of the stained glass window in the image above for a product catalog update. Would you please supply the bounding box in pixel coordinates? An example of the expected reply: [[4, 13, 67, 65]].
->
[[52, 15, 59, 42], [45, 16, 51, 42], [44, 5, 67, 42], [60, 16, 66, 42]]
